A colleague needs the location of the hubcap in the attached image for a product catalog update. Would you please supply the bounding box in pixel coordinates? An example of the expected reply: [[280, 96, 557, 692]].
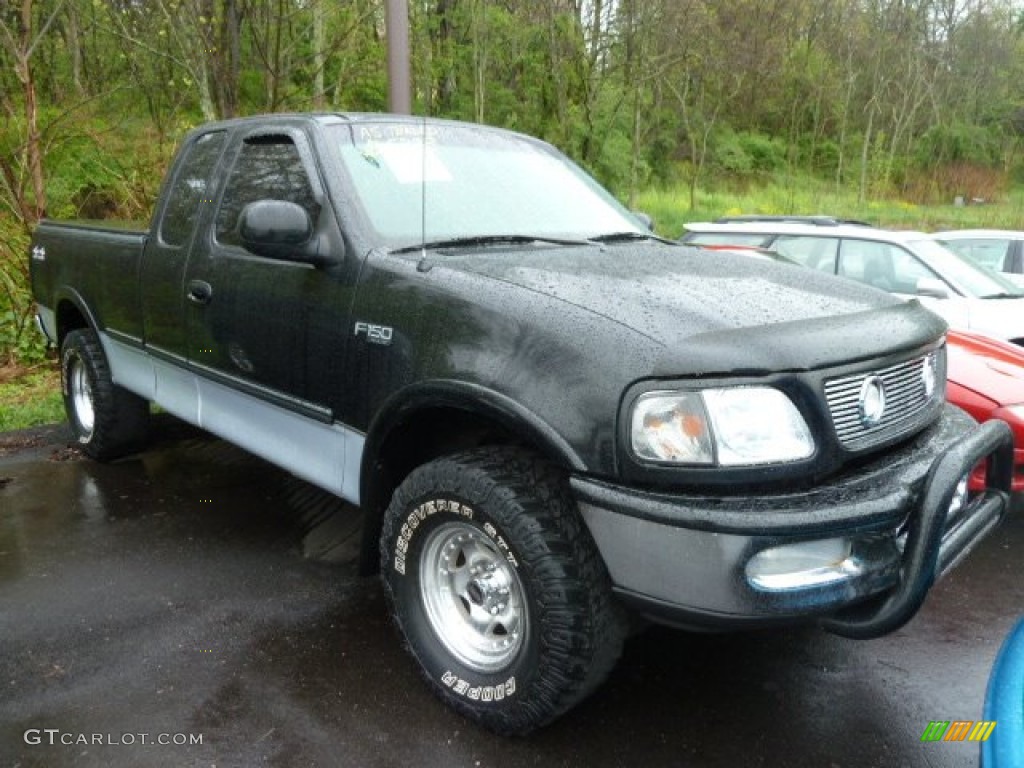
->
[[69, 358, 95, 439], [419, 521, 526, 673]]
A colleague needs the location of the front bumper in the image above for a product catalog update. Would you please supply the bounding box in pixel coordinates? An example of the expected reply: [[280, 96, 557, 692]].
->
[[572, 406, 1012, 639], [969, 421, 1024, 493]]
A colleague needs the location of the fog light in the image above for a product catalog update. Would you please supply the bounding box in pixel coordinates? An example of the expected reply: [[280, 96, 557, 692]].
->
[[746, 538, 854, 591]]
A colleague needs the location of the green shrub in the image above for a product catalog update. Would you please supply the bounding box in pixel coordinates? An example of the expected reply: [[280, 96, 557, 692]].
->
[[914, 122, 1003, 169], [736, 132, 787, 173], [0, 219, 47, 366], [711, 128, 788, 176]]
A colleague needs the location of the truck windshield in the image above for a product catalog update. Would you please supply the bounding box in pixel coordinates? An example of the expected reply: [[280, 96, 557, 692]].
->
[[329, 122, 643, 249]]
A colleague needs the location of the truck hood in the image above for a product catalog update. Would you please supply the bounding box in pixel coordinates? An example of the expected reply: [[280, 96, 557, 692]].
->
[[434, 242, 946, 374]]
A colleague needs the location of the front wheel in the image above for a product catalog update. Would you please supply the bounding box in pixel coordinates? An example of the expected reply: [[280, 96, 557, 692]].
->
[[380, 448, 626, 734], [61, 328, 149, 461]]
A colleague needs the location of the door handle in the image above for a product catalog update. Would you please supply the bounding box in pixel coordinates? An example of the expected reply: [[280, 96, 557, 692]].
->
[[186, 279, 213, 305]]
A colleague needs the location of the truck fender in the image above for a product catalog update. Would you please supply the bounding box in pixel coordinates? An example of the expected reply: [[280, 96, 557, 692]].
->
[[52, 285, 102, 343], [357, 380, 586, 573]]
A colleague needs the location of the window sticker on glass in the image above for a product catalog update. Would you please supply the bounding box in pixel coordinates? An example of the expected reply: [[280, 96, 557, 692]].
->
[[367, 143, 452, 184]]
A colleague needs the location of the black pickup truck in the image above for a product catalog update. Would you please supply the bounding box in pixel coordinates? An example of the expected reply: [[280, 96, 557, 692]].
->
[[30, 113, 1013, 734]]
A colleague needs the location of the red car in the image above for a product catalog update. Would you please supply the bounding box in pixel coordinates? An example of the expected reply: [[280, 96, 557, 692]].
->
[[947, 330, 1024, 492]]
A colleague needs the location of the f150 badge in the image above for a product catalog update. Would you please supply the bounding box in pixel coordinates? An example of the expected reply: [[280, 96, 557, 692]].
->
[[354, 321, 394, 345]]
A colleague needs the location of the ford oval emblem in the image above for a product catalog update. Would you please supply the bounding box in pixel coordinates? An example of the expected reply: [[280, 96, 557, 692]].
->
[[859, 375, 886, 428]]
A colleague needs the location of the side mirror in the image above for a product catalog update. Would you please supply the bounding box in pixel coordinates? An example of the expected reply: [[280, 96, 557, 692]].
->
[[915, 277, 950, 299], [633, 211, 655, 232], [238, 199, 314, 260]]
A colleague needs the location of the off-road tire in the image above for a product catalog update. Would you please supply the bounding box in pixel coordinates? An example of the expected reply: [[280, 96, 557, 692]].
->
[[61, 328, 149, 461], [380, 447, 626, 734]]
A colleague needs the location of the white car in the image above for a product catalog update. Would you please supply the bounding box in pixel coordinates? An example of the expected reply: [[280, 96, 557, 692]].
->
[[933, 229, 1024, 288], [681, 217, 1024, 345]]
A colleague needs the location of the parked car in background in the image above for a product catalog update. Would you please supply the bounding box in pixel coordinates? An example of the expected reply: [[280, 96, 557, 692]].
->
[[934, 230, 1024, 288], [946, 331, 1024, 493], [682, 218, 1024, 345], [696, 244, 1024, 494]]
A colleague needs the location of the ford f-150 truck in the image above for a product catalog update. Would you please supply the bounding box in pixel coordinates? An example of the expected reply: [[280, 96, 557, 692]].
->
[[30, 113, 1013, 734]]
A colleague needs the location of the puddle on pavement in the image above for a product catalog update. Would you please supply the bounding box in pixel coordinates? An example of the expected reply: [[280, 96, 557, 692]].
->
[[0, 420, 365, 586]]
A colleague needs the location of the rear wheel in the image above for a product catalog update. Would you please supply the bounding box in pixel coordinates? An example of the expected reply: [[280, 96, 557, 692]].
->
[[380, 447, 626, 734], [61, 328, 149, 461]]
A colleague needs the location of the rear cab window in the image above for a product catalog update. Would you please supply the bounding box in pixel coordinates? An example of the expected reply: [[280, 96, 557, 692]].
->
[[159, 131, 227, 247]]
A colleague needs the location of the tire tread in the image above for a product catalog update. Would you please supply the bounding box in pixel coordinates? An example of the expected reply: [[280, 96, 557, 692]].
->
[[380, 446, 626, 734], [61, 328, 148, 461]]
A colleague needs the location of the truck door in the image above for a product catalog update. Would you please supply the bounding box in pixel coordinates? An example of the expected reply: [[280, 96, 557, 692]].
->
[[140, 130, 227, 358], [184, 128, 348, 421]]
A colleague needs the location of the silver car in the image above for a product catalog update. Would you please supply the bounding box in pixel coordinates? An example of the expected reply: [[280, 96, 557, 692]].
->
[[934, 229, 1024, 288], [682, 218, 1024, 344]]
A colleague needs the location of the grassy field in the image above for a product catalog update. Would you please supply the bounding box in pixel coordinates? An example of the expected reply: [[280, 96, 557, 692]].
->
[[0, 363, 63, 432], [4, 176, 1024, 433], [639, 176, 1024, 238]]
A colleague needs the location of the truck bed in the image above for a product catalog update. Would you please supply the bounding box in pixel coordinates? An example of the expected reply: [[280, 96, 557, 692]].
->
[[31, 219, 149, 342]]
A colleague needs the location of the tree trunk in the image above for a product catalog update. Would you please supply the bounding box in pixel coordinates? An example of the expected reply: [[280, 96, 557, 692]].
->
[[859, 105, 874, 205], [221, 0, 241, 117], [312, 0, 326, 109], [64, 0, 84, 97], [471, 0, 486, 123], [16, 0, 46, 223]]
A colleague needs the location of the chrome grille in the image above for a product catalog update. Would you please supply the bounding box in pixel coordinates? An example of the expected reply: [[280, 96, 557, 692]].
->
[[824, 351, 943, 450]]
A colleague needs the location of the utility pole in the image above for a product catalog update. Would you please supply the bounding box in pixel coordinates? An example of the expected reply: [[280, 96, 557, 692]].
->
[[385, 0, 412, 114]]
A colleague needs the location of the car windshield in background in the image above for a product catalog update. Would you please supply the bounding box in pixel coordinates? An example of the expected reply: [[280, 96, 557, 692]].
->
[[330, 123, 643, 250], [908, 239, 1024, 298]]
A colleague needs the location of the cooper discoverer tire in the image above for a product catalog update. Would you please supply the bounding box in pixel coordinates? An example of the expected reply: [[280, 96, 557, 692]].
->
[[61, 328, 149, 461], [380, 447, 626, 734]]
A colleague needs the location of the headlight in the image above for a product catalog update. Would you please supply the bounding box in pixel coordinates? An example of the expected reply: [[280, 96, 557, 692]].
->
[[630, 387, 815, 466]]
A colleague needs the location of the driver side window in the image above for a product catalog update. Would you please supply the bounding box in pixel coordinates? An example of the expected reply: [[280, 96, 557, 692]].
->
[[215, 135, 320, 248]]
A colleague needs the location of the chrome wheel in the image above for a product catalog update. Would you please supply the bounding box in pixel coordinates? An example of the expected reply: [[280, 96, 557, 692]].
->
[[69, 357, 96, 439], [59, 329, 149, 461], [419, 521, 527, 673]]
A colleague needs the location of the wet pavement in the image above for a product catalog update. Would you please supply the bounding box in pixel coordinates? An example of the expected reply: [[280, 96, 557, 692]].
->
[[1, 417, 1021, 768]]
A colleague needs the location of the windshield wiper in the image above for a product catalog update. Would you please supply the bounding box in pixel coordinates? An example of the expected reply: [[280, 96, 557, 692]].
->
[[588, 231, 669, 244], [981, 292, 1024, 300], [391, 234, 589, 254]]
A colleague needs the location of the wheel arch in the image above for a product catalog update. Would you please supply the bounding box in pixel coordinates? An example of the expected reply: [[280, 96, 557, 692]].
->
[[53, 287, 99, 346], [357, 381, 585, 574]]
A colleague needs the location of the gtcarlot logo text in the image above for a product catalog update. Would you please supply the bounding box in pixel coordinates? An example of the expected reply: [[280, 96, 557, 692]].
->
[[24, 729, 203, 747]]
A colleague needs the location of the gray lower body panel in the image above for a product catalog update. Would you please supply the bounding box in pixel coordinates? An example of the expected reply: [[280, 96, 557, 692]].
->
[[100, 332, 363, 505]]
